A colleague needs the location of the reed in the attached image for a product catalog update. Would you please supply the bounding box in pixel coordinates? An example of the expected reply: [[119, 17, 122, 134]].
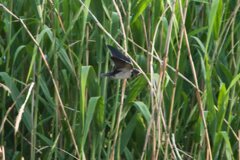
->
[[0, 0, 240, 159]]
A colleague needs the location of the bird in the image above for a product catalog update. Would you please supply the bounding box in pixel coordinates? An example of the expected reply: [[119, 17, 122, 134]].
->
[[101, 45, 140, 79]]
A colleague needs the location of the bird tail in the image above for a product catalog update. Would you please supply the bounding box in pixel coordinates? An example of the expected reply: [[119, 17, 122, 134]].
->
[[100, 72, 111, 77]]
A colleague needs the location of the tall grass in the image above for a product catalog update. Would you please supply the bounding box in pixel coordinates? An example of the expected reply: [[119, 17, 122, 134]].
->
[[0, 0, 240, 159]]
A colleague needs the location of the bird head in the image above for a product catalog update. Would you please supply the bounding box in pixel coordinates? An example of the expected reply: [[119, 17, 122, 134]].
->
[[131, 68, 141, 77]]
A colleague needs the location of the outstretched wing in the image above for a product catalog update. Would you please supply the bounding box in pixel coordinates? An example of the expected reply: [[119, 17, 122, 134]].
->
[[111, 57, 133, 70], [107, 45, 132, 64]]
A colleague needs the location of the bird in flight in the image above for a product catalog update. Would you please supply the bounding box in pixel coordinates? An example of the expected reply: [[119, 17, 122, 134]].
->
[[101, 45, 140, 79]]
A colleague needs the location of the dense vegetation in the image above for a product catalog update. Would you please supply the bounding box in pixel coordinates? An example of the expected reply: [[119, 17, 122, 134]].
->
[[0, 0, 240, 159]]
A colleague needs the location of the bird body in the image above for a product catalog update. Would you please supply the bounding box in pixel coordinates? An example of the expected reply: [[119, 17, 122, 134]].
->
[[101, 45, 140, 79]]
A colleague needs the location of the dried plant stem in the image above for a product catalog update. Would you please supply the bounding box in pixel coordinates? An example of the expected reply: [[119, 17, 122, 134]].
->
[[164, 0, 188, 159], [141, 2, 177, 159], [157, 1, 176, 159], [182, 9, 213, 160], [110, 0, 128, 159]]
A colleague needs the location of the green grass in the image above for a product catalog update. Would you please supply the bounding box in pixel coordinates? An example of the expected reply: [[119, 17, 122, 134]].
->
[[0, 0, 240, 159]]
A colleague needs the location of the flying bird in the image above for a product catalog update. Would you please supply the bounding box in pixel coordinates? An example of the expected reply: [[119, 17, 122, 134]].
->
[[101, 45, 140, 79]]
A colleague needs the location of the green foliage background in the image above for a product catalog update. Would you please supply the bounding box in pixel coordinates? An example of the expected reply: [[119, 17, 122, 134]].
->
[[0, 0, 240, 159]]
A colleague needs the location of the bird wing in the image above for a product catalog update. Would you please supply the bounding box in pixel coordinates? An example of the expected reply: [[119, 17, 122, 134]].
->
[[107, 45, 132, 65], [111, 57, 133, 70]]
